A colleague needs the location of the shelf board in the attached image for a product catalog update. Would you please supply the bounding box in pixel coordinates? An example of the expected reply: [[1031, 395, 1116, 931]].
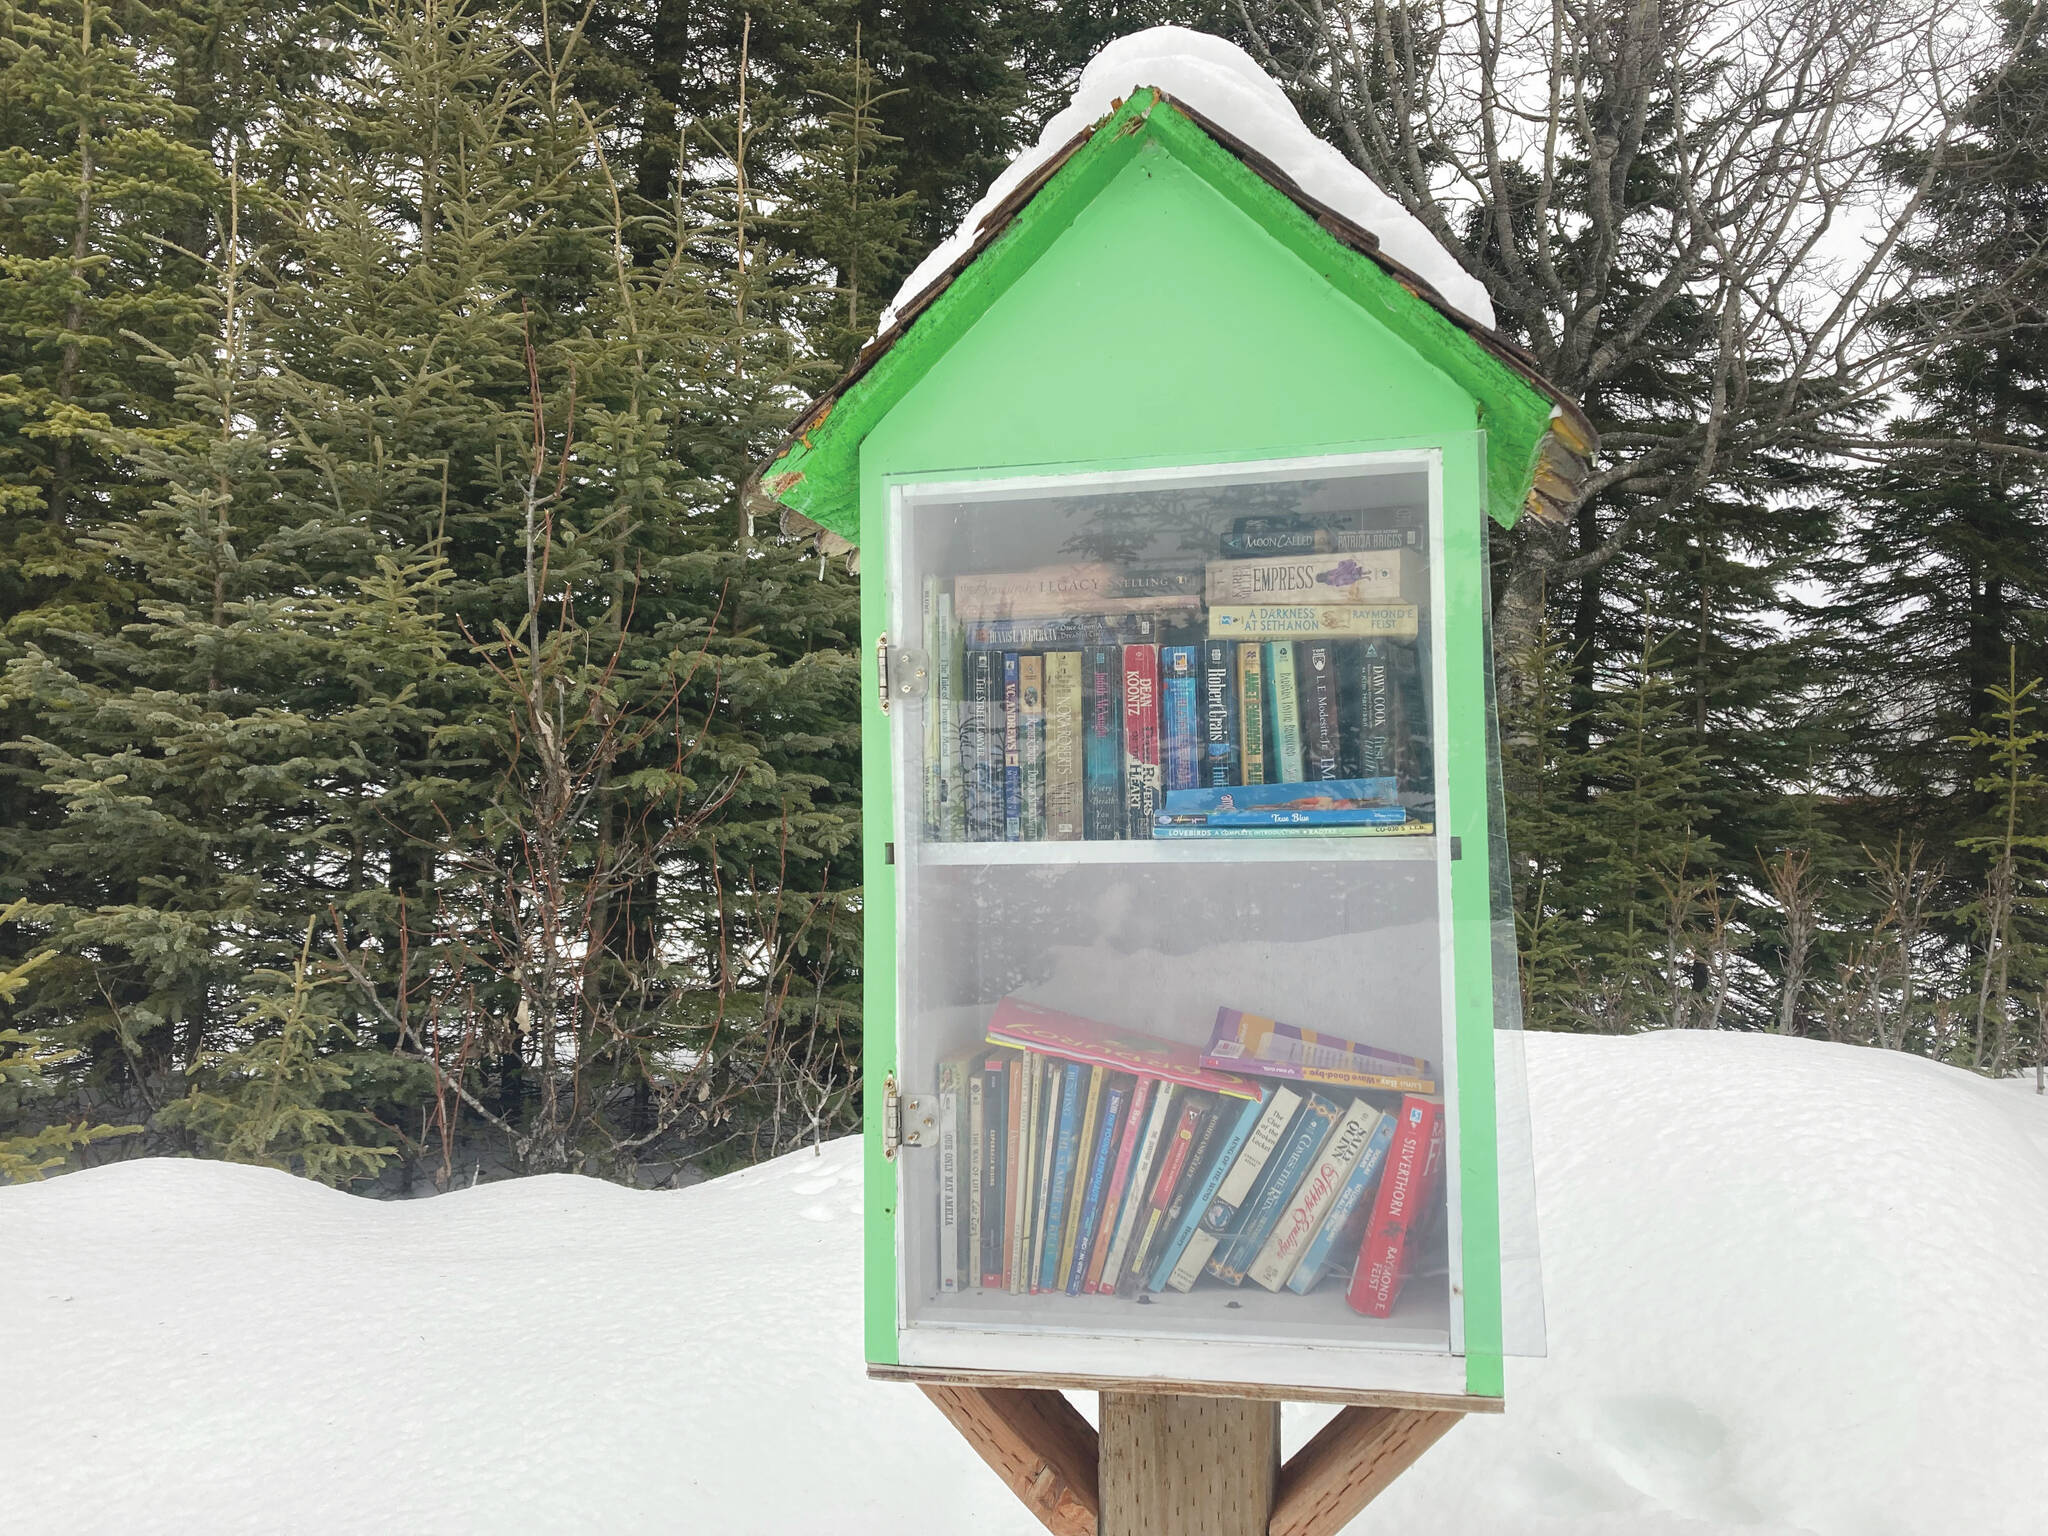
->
[[916, 836, 1437, 867]]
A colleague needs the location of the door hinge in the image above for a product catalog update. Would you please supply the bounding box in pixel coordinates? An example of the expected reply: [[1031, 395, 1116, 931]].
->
[[881, 1072, 936, 1158], [878, 637, 930, 715], [876, 632, 891, 714]]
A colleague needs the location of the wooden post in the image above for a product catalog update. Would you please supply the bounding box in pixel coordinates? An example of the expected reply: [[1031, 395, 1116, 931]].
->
[[1098, 1392, 1280, 1536]]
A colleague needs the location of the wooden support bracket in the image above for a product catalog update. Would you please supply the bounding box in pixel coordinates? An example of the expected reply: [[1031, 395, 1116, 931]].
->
[[917, 1383, 1463, 1536]]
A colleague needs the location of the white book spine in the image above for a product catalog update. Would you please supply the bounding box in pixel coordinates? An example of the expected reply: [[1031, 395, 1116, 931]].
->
[[938, 1085, 961, 1293], [967, 1074, 985, 1291], [1098, 1084, 1176, 1293], [1248, 1098, 1383, 1291], [1166, 1226, 1222, 1293], [1207, 1086, 1301, 1227], [1009, 1057, 1039, 1293]]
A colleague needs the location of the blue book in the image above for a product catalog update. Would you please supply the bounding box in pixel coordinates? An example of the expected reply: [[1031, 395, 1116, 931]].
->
[[1200, 639, 1239, 786], [1161, 778, 1398, 816], [1065, 1077, 1130, 1294], [1002, 652, 1023, 841], [1147, 1094, 1266, 1292], [1188, 807, 1409, 828], [1209, 1092, 1343, 1285], [1038, 1060, 1089, 1291], [1287, 1110, 1399, 1294], [1161, 646, 1201, 791], [1082, 646, 1123, 839]]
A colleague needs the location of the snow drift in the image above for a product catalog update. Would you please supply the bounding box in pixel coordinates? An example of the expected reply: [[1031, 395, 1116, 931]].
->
[[3, 1031, 2043, 1535], [880, 27, 1499, 335]]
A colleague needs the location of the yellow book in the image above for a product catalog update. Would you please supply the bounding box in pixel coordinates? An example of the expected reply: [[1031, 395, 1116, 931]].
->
[[1208, 604, 1419, 641]]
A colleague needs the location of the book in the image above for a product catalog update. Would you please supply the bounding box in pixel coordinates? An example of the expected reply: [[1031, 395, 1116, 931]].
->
[[980, 1053, 1010, 1288], [1037, 1060, 1088, 1293], [1238, 641, 1266, 786], [1346, 1096, 1447, 1318], [1150, 822, 1432, 840], [1350, 639, 1399, 782], [1002, 653, 1023, 842], [1042, 651, 1084, 840], [1009, 1050, 1039, 1293], [1155, 807, 1408, 829], [961, 612, 1167, 650], [1265, 641, 1303, 784], [1121, 644, 1161, 839], [1302, 642, 1342, 780], [1085, 1075, 1154, 1293], [966, 649, 998, 838], [1098, 1083, 1177, 1293], [1020, 654, 1046, 840], [1029, 1056, 1064, 1293], [1208, 1092, 1342, 1286], [1209, 604, 1420, 641], [1082, 646, 1123, 839], [984, 997, 1262, 1099], [1116, 1091, 1210, 1298], [1066, 1074, 1130, 1294], [1165, 1085, 1302, 1292], [1135, 1095, 1225, 1294], [937, 1049, 974, 1294], [1159, 779, 1398, 817], [1219, 526, 1421, 557], [1160, 645, 1200, 791], [1287, 1110, 1398, 1294], [922, 577, 941, 839], [1247, 1096, 1384, 1291], [1148, 1094, 1268, 1292], [1203, 1007, 1436, 1093], [936, 591, 964, 840], [954, 563, 1203, 618], [1201, 639, 1238, 787], [967, 1067, 986, 1288], [1205, 551, 1423, 606], [1056, 1067, 1105, 1288]]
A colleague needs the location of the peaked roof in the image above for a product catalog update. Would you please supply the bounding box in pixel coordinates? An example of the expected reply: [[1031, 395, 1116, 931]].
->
[[750, 87, 1594, 552]]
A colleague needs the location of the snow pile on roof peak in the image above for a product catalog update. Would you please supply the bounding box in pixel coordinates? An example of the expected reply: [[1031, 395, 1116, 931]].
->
[[879, 26, 1496, 334]]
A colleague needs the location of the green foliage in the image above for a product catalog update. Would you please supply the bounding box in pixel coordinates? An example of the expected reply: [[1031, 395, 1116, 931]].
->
[[0, 900, 136, 1180]]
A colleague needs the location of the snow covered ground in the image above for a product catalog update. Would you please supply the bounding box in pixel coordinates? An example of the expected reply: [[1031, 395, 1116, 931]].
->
[[4, 1031, 2044, 1535]]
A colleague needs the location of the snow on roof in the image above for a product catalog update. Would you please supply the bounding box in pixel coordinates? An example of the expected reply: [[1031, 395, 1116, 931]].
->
[[879, 27, 1497, 334]]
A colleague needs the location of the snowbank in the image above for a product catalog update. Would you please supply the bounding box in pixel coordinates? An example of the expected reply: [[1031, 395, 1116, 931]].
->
[[3, 1032, 2043, 1535], [879, 27, 1497, 335]]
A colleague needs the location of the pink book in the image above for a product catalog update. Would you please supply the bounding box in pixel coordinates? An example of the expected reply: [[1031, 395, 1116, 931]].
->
[[985, 998, 1261, 1100], [1202, 1007, 1436, 1094], [1084, 1075, 1154, 1292]]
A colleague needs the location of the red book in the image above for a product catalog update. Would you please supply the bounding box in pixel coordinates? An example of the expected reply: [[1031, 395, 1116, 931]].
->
[[1344, 1096, 1446, 1319], [1084, 1075, 1154, 1292], [1121, 644, 1161, 838], [985, 997, 1259, 1100]]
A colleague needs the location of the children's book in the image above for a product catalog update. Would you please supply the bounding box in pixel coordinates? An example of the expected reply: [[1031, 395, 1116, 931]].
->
[[1287, 1109, 1397, 1294], [1202, 1007, 1436, 1094], [985, 998, 1260, 1099], [1207, 1092, 1342, 1286], [1247, 1096, 1382, 1291], [1346, 1096, 1447, 1318]]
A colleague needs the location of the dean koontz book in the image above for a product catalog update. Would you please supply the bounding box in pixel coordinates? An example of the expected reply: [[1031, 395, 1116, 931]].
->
[[1121, 644, 1161, 839]]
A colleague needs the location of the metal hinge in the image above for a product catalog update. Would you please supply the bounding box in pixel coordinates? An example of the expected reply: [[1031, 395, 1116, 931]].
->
[[877, 635, 930, 716], [881, 1072, 936, 1158]]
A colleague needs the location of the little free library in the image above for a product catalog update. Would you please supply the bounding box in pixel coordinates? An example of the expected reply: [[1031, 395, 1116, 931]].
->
[[751, 30, 1594, 1535]]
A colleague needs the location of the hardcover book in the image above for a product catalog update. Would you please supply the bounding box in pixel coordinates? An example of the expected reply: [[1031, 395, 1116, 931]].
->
[[1265, 640, 1304, 784], [1302, 642, 1342, 780], [1238, 641, 1266, 785], [1082, 646, 1123, 839], [1042, 651, 1084, 840], [1346, 1096, 1448, 1318], [1002, 653, 1023, 842], [1066, 1075, 1130, 1294], [1085, 1076, 1154, 1293], [1203, 1007, 1437, 1093], [1161, 645, 1201, 792], [1201, 639, 1239, 787], [1247, 1096, 1383, 1291], [1121, 644, 1161, 839], [1020, 654, 1046, 839], [1209, 604, 1420, 641], [1286, 1107, 1397, 1295], [1149, 1094, 1268, 1292], [1204, 550, 1422, 606], [1037, 1060, 1089, 1293], [984, 998, 1261, 1099], [1207, 1091, 1342, 1286]]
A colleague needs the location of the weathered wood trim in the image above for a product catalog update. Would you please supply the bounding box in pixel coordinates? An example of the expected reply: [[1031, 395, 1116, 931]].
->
[[873, 1362, 1501, 1414], [919, 1385, 1101, 1536], [1268, 1406, 1463, 1536]]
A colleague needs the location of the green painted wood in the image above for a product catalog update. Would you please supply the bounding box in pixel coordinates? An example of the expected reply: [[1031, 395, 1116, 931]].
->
[[764, 89, 1557, 541]]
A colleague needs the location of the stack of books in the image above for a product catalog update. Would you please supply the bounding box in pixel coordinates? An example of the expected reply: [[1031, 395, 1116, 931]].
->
[[917, 514, 1434, 843], [934, 999, 1447, 1318]]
